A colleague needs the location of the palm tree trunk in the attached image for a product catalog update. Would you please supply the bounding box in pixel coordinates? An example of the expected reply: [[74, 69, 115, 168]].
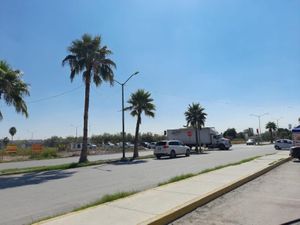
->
[[270, 130, 273, 143], [195, 128, 199, 153], [133, 114, 141, 159], [79, 74, 91, 163], [199, 126, 202, 153]]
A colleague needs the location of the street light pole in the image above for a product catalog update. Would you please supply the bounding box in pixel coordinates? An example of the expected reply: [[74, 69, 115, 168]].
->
[[121, 83, 125, 159], [70, 124, 80, 141], [114, 71, 139, 160], [275, 117, 283, 128], [250, 113, 269, 143]]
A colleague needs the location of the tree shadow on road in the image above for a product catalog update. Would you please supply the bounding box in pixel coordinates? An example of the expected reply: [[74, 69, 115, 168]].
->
[[0, 170, 76, 189], [109, 159, 148, 166]]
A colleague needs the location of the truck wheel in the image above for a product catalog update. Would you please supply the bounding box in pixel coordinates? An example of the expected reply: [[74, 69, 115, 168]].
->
[[185, 149, 190, 157], [170, 150, 176, 158], [219, 144, 225, 150], [155, 154, 161, 159]]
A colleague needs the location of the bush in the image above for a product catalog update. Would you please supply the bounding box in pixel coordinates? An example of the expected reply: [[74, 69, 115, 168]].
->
[[30, 148, 58, 159]]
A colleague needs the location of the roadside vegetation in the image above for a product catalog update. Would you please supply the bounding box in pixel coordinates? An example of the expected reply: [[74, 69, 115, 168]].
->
[[74, 191, 137, 212], [266, 121, 277, 143], [223, 125, 292, 144]]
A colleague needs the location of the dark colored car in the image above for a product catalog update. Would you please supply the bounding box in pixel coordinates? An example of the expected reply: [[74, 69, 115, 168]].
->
[[290, 146, 300, 160]]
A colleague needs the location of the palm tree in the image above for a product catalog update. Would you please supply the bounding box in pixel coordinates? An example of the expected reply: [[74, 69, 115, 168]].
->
[[266, 122, 277, 143], [0, 60, 29, 120], [9, 127, 17, 141], [125, 89, 155, 159], [184, 103, 207, 153], [62, 34, 116, 163]]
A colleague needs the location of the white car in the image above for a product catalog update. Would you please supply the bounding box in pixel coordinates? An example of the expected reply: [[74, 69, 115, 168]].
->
[[246, 139, 256, 145], [154, 140, 190, 159], [274, 139, 293, 150]]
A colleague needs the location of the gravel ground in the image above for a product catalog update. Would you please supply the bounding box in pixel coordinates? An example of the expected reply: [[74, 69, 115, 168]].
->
[[170, 160, 300, 225]]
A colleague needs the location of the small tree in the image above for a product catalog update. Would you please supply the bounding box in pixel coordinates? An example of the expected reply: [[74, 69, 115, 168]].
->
[[224, 128, 237, 140], [125, 89, 155, 159], [9, 127, 17, 141], [266, 122, 277, 143], [184, 103, 207, 153]]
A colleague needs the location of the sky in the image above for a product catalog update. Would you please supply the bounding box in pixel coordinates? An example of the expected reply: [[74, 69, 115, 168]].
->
[[0, 0, 299, 140]]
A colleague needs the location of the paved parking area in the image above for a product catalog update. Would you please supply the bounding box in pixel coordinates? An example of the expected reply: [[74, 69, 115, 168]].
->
[[171, 160, 300, 225]]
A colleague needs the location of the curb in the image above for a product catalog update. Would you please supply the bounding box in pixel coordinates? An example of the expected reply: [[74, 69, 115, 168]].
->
[[142, 156, 291, 225]]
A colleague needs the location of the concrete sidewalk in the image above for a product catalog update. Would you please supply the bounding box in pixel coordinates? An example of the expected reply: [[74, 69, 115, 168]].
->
[[36, 151, 290, 225]]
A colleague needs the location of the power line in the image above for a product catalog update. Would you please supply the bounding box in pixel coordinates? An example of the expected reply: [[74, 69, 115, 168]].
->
[[28, 85, 83, 104]]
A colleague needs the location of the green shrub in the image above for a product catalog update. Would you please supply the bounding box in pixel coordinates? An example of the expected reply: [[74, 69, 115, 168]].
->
[[30, 148, 58, 159]]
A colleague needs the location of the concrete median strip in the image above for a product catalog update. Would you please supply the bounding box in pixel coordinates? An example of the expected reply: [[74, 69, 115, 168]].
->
[[35, 151, 290, 225]]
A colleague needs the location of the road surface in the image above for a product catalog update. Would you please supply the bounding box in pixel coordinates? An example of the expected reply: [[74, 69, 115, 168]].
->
[[0, 144, 275, 225]]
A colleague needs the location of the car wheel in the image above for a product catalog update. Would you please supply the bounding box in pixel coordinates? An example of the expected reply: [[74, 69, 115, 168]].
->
[[155, 154, 161, 159], [275, 146, 280, 150], [170, 150, 176, 158], [185, 149, 190, 157]]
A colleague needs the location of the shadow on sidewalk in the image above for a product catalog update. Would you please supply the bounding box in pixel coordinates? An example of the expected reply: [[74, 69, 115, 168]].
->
[[281, 218, 300, 225], [292, 159, 300, 163], [0, 170, 76, 189]]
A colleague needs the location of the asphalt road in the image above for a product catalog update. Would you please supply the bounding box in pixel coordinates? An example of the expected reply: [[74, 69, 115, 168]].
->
[[0, 150, 152, 171], [0, 144, 276, 225], [170, 159, 300, 225]]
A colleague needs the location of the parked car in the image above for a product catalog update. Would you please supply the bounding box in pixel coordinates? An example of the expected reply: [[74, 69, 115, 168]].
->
[[149, 142, 157, 149], [88, 143, 97, 149], [154, 140, 190, 159], [125, 142, 134, 147], [274, 139, 293, 150], [105, 142, 115, 147], [140, 142, 150, 148], [246, 139, 256, 145]]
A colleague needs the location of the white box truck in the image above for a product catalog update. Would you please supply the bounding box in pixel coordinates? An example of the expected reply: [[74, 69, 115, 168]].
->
[[166, 127, 231, 150]]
